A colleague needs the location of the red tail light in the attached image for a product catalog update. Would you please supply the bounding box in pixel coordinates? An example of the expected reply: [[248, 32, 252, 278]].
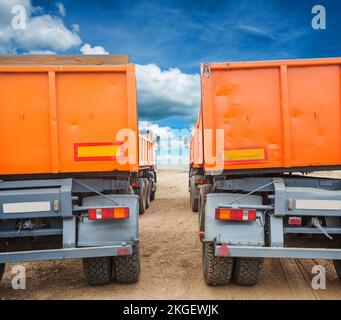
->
[[215, 208, 256, 221], [288, 216, 302, 226], [197, 179, 209, 185], [88, 207, 129, 220]]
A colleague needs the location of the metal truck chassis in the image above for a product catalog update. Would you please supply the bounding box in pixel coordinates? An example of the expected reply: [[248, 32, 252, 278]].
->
[[0, 178, 139, 264], [203, 175, 341, 259], [0, 244, 133, 264], [214, 245, 341, 259]]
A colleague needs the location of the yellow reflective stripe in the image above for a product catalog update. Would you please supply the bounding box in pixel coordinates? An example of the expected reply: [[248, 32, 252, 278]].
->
[[77, 145, 121, 158], [224, 148, 265, 161]]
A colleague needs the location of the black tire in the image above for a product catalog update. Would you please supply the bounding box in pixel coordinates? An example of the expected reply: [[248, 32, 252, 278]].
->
[[150, 187, 156, 201], [0, 263, 5, 283], [149, 177, 156, 201], [83, 257, 112, 286], [137, 180, 146, 215], [199, 185, 212, 232], [113, 245, 140, 283], [203, 243, 233, 286], [144, 178, 151, 209], [190, 179, 199, 212], [233, 257, 264, 286], [333, 260, 341, 280]]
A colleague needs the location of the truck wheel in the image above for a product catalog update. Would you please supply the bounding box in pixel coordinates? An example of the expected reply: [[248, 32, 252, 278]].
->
[[233, 257, 264, 286], [203, 243, 233, 286], [83, 257, 112, 286], [137, 180, 146, 215], [149, 177, 156, 201], [190, 180, 198, 212], [144, 178, 151, 209], [199, 185, 212, 232], [150, 186, 156, 201], [0, 263, 5, 283], [113, 245, 140, 283], [333, 260, 341, 280]]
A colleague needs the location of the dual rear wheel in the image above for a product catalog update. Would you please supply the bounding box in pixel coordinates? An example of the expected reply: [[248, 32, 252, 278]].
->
[[199, 186, 263, 287], [202, 243, 264, 286], [136, 175, 156, 215], [83, 245, 140, 286], [189, 177, 199, 212]]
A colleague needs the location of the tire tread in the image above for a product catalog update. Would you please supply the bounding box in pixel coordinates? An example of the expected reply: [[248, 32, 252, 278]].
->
[[83, 257, 112, 286], [203, 243, 233, 286], [233, 257, 264, 286], [113, 245, 140, 283]]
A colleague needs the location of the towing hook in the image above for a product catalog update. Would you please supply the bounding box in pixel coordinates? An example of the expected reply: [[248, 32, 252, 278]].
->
[[312, 218, 333, 240]]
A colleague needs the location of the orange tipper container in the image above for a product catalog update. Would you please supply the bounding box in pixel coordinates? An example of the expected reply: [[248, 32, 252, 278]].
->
[[0, 55, 153, 176], [138, 134, 155, 168], [194, 57, 341, 173]]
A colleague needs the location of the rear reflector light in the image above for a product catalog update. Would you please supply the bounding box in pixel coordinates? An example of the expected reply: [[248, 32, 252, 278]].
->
[[88, 207, 129, 220], [215, 208, 256, 221], [198, 231, 205, 238], [217, 243, 230, 256], [288, 216, 302, 226], [131, 181, 138, 187], [197, 179, 209, 185], [117, 248, 131, 256]]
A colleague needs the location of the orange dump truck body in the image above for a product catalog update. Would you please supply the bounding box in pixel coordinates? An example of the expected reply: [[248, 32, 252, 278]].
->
[[139, 135, 155, 168], [0, 55, 154, 176], [192, 57, 341, 173], [190, 109, 203, 168]]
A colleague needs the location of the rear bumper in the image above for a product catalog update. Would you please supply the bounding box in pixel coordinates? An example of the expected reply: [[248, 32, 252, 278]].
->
[[0, 244, 133, 264], [215, 244, 341, 260]]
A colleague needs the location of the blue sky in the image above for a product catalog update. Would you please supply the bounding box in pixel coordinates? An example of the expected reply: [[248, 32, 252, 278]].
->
[[1, 0, 341, 131], [32, 0, 341, 71]]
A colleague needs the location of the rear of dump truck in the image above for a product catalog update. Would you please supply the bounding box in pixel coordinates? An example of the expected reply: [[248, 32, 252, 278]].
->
[[190, 58, 341, 286], [0, 55, 156, 286]]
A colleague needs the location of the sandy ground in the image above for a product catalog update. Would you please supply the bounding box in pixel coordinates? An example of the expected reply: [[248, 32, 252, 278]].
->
[[1, 170, 341, 300]]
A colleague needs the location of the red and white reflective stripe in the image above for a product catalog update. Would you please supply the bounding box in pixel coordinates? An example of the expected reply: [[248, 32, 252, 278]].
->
[[215, 208, 257, 221], [88, 207, 129, 220]]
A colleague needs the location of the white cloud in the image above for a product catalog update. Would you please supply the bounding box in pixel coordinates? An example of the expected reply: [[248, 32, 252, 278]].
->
[[27, 49, 56, 54], [0, 0, 31, 26], [139, 121, 190, 166], [31, 5, 43, 14], [56, 2, 66, 17], [237, 24, 276, 41], [0, 0, 30, 53], [136, 64, 200, 122], [15, 15, 81, 51], [0, 0, 81, 53], [80, 43, 109, 55], [71, 23, 79, 33]]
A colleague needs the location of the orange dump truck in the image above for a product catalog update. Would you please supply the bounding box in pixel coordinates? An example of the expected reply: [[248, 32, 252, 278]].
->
[[0, 55, 156, 286], [190, 58, 341, 286]]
